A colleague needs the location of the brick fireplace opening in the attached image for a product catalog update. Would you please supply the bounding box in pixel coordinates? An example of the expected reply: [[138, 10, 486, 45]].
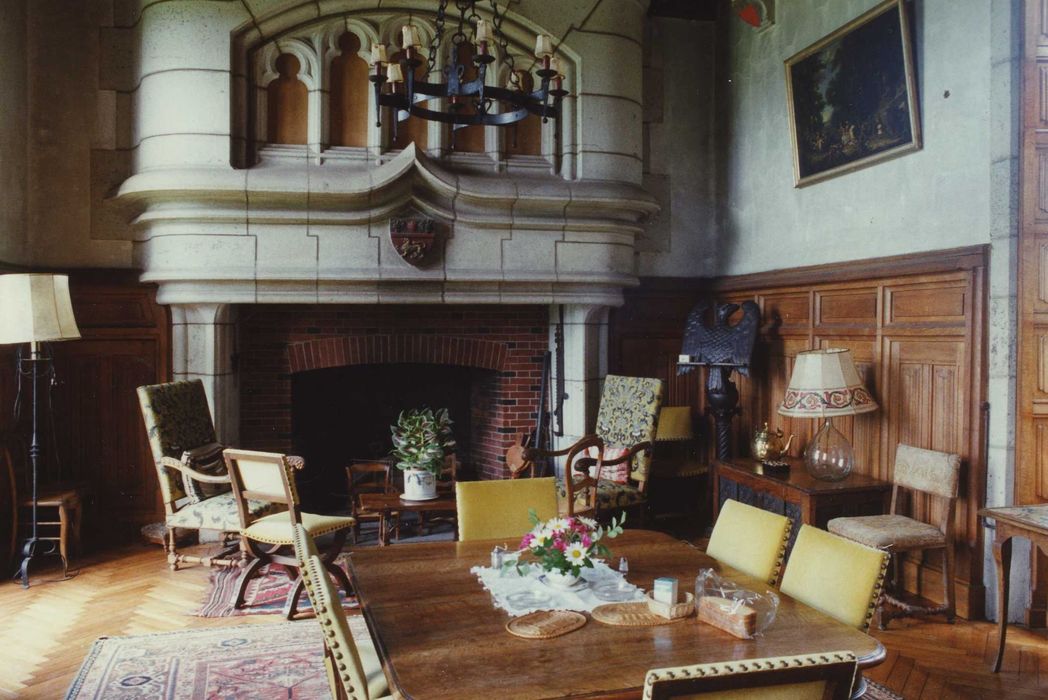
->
[[238, 305, 548, 501]]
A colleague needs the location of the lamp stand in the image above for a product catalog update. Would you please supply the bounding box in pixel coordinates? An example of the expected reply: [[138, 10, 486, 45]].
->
[[15, 342, 65, 588]]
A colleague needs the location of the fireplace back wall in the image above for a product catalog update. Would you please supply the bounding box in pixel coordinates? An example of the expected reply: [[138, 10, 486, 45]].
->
[[238, 305, 548, 481]]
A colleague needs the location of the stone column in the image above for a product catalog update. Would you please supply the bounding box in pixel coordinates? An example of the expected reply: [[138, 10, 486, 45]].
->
[[170, 303, 239, 446], [549, 304, 608, 477]]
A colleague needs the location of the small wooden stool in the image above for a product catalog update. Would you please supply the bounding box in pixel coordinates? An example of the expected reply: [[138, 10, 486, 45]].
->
[[20, 488, 83, 571]]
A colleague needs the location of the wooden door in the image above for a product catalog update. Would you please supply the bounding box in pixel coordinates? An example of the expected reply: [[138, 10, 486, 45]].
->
[[1017, 0, 1048, 625]]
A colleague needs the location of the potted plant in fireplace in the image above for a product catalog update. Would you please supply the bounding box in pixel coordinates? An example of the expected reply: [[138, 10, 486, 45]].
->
[[391, 408, 456, 501]]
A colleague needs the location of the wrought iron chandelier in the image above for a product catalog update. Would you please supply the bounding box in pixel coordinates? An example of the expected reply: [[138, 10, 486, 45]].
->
[[368, 0, 566, 145]]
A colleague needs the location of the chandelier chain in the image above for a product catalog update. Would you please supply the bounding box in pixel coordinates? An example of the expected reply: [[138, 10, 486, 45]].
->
[[489, 0, 520, 90]]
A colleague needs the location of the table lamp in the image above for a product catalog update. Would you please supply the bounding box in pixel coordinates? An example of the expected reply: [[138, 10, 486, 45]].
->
[[777, 348, 876, 481], [0, 273, 81, 587]]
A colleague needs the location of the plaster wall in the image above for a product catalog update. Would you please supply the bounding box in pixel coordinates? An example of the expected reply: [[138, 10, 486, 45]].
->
[[639, 16, 719, 277], [0, 0, 28, 266], [722, 0, 1022, 621]]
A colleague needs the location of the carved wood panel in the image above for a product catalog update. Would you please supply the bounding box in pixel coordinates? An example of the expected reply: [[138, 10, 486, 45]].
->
[[0, 273, 170, 564], [610, 247, 987, 619]]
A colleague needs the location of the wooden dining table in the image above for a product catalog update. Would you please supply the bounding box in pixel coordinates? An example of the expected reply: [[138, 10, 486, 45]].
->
[[347, 529, 885, 699]]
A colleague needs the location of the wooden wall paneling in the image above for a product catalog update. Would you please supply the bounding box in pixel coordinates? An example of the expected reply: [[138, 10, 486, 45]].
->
[[51, 273, 170, 545], [1018, 0, 1048, 627], [609, 246, 987, 620], [267, 54, 308, 145], [329, 32, 369, 148]]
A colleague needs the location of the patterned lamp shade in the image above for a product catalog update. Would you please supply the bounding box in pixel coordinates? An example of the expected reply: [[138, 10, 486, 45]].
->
[[655, 406, 693, 442], [778, 348, 877, 418], [0, 273, 81, 345]]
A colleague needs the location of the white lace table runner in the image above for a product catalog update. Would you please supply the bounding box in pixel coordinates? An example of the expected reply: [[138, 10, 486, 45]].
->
[[471, 560, 647, 617]]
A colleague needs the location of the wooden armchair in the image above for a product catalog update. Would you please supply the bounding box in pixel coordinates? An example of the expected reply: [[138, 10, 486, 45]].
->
[[137, 379, 272, 570], [346, 460, 396, 544], [225, 448, 354, 619], [508, 375, 664, 522]]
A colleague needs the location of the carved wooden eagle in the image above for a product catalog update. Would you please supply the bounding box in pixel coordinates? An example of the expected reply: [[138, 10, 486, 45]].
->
[[677, 300, 761, 388]]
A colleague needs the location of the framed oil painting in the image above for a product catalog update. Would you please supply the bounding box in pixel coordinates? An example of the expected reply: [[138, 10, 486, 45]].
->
[[785, 0, 920, 187]]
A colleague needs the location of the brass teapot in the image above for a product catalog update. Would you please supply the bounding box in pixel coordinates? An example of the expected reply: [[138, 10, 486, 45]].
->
[[751, 422, 795, 461]]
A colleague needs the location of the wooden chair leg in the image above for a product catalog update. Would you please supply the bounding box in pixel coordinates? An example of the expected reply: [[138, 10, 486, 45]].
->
[[234, 555, 265, 609], [943, 543, 956, 623], [283, 571, 306, 619], [321, 530, 353, 596], [165, 527, 179, 571], [57, 504, 70, 574]]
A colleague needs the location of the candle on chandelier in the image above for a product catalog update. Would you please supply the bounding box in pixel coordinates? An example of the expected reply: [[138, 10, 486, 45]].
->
[[402, 25, 421, 49], [534, 34, 553, 59], [476, 19, 493, 45], [550, 57, 563, 90], [386, 62, 404, 84], [370, 43, 388, 66]]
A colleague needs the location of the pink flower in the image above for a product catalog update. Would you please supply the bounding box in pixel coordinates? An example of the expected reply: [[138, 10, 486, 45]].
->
[[581, 534, 592, 547], [520, 533, 534, 550], [553, 536, 567, 552]]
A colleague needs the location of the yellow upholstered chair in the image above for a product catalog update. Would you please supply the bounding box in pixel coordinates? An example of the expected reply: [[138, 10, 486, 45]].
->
[[779, 525, 889, 632], [224, 448, 355, 619], [456, 477, 558, 541], [827, 444, 961, 628], [643, 650, 857, 700], [292, 524, 391, 700], [706, 499, 792, 585]]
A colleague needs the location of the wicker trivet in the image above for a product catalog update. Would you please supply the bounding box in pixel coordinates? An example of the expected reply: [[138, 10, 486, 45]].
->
[[505, 610, 587, 639], [591, 602, 689, 627]]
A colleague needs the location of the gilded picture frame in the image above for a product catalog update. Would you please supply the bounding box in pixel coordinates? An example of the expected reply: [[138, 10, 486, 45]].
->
[[784, 0, 921, 187]]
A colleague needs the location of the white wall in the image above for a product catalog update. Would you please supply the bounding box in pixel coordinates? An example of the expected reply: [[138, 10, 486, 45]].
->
[[720, 0, 1022, 621]]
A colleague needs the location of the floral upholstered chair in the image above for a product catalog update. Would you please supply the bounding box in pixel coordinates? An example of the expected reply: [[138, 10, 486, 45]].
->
[[514, 374, 664, 522], [137, 379, 272, 570]]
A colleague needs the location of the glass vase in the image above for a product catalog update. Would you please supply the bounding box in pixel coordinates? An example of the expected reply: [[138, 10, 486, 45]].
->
[[804, 418, 854, 481]]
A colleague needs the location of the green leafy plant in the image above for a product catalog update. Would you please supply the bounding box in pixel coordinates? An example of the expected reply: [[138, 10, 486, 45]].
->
[[390, 408, 456, 475]]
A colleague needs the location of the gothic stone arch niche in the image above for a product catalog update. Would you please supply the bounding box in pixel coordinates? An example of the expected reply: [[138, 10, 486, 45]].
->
[[234, 4, 573, 168]]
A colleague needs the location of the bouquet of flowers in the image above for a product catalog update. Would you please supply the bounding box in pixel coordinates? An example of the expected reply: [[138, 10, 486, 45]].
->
[[517, 511, 626, 578]]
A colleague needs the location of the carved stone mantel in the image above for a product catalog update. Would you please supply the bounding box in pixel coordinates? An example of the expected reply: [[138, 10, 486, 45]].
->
[[116, 145, 658, 308]]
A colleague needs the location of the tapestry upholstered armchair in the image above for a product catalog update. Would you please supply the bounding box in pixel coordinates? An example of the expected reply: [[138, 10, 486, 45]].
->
[[137, 379, 271, 570], [512, 374, 664, 522]]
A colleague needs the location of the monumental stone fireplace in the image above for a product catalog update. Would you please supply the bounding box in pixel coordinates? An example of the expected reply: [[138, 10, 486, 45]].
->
[[113, 0, 657, 475]]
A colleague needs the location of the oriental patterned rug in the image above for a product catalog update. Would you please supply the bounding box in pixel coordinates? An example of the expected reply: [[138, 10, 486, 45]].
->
[[195, 561, 357, 617], [65, 619, 368, 699]]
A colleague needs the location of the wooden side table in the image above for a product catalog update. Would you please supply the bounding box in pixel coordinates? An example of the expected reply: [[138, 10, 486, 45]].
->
[[713, 458, 891, 553], [358, 493, 457, 545], [978, 504, 1048, 672]]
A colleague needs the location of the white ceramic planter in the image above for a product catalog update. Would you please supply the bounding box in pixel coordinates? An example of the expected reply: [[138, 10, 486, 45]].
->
[[402, 468, 438, 501]]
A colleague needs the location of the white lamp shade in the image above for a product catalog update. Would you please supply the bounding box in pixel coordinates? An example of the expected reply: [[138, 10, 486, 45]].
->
[[0, 273, 81, 345], [777, 348, 877, 418]]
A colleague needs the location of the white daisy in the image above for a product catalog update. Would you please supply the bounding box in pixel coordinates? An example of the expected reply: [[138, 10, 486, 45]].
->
[[547, 517, 570, 534], [565, 542, 588, 565]]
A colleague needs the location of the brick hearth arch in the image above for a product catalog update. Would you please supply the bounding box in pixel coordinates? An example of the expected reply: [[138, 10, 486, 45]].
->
[[288, 335, 509, 374]]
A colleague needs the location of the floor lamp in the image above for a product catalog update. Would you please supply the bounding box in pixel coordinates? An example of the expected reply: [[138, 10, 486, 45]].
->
[[0, 274, 81, 587]]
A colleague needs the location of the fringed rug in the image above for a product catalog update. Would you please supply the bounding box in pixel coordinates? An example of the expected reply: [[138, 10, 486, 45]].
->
[[195, 562, 358, 618], [65, 619, 368, 699], [862, 678, 904, 700]]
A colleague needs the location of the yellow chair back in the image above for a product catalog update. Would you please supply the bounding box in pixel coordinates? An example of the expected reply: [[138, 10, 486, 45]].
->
[[779, 525, 889, 631], [706, 499, 792, 585], [456, 477, 558, 541]]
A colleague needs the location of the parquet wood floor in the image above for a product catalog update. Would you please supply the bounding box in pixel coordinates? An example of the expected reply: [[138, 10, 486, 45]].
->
[[2, 543, 1047, 699]]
